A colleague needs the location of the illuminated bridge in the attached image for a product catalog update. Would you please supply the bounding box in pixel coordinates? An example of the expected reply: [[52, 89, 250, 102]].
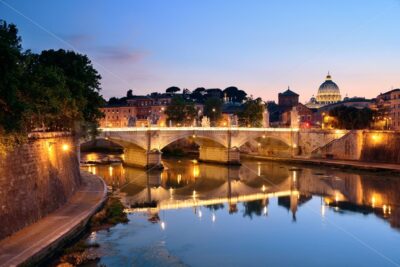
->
[[98, 127, 348, 168]]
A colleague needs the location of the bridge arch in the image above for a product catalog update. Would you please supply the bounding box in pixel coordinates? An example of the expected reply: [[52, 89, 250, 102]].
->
[[154, 131, 228, 150], [234, 133, 293, 149]]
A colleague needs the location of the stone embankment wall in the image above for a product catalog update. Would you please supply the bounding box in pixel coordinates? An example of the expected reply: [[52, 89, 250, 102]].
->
[[311, 130, 400, 163], [361, 131, 400, 163], [0, 132, 81, 240]]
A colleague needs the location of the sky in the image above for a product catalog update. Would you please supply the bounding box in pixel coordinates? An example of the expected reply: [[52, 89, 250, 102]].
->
[[1, 0, 400, 102]]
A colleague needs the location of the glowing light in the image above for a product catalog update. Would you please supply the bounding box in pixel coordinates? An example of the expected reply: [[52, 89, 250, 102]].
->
[[198, 210, 202, 218], [292, 171, 297, 182], [371, 134, 382, 144], [193, 190, 197, 198], [193, 165, 200, 178], [371, 196, 376, 208], [212, 213, 216, 222], [261, 185, 266, 192], [62, 144, 70, 152], [177, 174, 182, 184], [160, 221, 166, 230], [257, 143, 261, 147], [262, 135, 266, 139], [192, 134, 196, 138], [109, 166, 113, 176], [263, 206, 268, 216], [383, 204, 387, 214], [335, 192, 339, 202], [321, 204, 326, 217]]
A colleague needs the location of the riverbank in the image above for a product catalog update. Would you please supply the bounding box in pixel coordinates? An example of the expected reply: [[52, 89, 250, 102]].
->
[[242, 154, 400, 173], [0, 171, 107, 267]]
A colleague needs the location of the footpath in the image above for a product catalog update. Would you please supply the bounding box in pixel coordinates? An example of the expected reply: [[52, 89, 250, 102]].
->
[[243, 154, 400, 172], [0, 171, 107, 267]]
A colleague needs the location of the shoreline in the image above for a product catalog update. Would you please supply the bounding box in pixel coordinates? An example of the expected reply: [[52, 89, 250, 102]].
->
[[242, 154, 400, 173]]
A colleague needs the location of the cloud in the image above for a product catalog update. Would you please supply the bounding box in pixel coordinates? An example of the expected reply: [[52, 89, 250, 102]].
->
[[62, 33, 94, 46], [93, 46, 148, 63]]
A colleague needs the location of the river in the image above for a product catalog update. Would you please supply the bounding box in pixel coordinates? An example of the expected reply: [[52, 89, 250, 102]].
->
[[80, 152, 400, 267]]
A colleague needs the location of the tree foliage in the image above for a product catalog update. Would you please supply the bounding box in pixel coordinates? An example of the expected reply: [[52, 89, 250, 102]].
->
[[223, 86, 247, 103], [164, 96, 197, 126], [0, 20, 105, 138], [166, 86, 180, 94], [237, 97, 265, 127], [204, 97, 223, 126], [329, 106, 374, 130]]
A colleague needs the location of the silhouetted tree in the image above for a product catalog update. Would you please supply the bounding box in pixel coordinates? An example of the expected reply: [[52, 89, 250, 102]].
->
[[329, 106, 374, 129], [237, 97, 265, 127], [165, 96, 197, 126], [127, 89, 133, 98], [204, 97, 223, 126], [223, 86, 247, 103], [0, 20, 26, 133], [166, 86, 180, 94]]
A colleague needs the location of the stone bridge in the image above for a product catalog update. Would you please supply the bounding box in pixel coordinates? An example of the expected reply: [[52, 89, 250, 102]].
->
[[98, 127, 348, 168]]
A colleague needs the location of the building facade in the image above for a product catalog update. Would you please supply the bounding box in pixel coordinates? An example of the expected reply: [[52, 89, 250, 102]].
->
[[374, 89, 400, 130], [100, 94, 204, 127]]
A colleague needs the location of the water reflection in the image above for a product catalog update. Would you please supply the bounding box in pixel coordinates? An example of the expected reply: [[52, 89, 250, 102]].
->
[[82, 154, 400, 231]]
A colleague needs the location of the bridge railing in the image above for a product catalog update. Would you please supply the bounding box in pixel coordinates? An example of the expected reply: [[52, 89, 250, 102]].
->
[[99, 126, 300, 132]]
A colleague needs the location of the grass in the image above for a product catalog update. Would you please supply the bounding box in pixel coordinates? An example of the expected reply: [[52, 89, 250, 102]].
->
[[90, 197, 129, 228]]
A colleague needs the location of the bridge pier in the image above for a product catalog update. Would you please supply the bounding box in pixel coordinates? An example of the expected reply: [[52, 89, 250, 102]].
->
[[199, 146, 241, 165], [124, 147, 163, 169]]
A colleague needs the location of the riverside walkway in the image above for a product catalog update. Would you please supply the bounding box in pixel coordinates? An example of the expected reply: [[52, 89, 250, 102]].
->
[[0, 171, 107, 267]]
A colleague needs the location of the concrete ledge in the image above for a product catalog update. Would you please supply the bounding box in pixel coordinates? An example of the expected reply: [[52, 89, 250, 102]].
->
[[242, 154, 400, 173], [0, 171, 107, 267]]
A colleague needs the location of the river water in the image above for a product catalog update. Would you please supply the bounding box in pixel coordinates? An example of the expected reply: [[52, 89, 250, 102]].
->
[[81, 152, 400, 267]]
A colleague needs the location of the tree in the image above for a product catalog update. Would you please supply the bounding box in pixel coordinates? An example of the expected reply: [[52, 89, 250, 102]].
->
[[0, 20, 26, 133], [237, 97, 265, 127], [191, 87, 206, 102], [127, 89, 133, 98], [166, 86, 180, 94], [204, 97, 223, 126], [36, 49, 105, 135], [223, 86, 247, 103], [329, 106, 374, 129], [0, 20, 105, 140], [164, 96, 197, 126]]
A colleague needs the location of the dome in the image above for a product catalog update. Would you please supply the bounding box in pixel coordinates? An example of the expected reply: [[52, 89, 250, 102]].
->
[[316, 73, 341, 104]]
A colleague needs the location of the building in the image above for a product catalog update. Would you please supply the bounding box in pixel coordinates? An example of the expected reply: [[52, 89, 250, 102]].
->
[[373, 89, 400, 130], [100, 94, 172, 127], [100, 93, 204, 127], [269, 88, 317, 128], [278, 87, 299, 108], [306, 73, 342, 108]]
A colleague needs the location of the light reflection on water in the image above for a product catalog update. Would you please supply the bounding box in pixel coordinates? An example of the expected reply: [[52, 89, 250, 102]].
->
[[81, 153, 400, 267]]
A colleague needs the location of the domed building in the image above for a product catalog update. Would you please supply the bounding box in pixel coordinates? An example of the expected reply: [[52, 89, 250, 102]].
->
[[306, 73, 342, 108], [316, 73, 341, 104]]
